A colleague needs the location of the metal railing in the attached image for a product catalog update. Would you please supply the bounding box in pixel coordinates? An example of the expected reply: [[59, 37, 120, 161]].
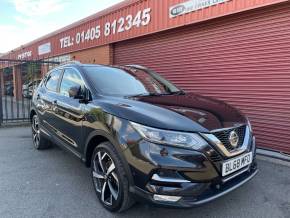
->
[[0, 58, 60, 125]]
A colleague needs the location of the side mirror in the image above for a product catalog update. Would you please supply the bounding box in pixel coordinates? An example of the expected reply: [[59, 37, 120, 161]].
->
[[68, 86, 90, 103], [68, 86, 81, 99]]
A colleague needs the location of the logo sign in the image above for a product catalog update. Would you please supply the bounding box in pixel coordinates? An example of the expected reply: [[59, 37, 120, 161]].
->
[[17, 51, 32, 59], [170, 5, 186, 17], [169, 0, 230, 18], [229, 130, 239, 148], [38, 42, 51, 55]]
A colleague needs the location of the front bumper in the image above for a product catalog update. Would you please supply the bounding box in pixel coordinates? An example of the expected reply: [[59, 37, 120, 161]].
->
[[131, 163, 258, 207], [121, 123, 258, 208]]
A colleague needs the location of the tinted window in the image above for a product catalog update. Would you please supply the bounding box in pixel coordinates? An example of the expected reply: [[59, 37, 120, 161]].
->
[[83, 66, 180, 96], [45, 70, 62, 92], [60, 68, 84, 98]]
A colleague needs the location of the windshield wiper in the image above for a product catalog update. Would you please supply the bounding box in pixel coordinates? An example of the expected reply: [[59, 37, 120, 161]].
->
[[170, 90, 185, 95], [125, 93, 161, 98], [125, 91, 185, 98]]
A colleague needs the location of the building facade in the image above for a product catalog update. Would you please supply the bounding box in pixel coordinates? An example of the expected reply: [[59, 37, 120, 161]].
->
[[1, 0, 290, 154]]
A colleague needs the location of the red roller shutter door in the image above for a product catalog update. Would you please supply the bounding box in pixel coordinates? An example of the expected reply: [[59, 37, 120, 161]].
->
[[114, 3, 290, 154]]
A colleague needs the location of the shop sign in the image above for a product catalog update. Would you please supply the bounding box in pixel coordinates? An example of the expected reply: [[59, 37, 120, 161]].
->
[[17, 51, 32, 59], [38, 42, 51, 55], [48, 55, 71, 63], [59, 8, 151, 49], [170, 0, 230, 18]]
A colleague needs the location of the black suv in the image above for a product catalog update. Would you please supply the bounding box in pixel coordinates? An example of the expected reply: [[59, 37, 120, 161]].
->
[[30, 62, 258, 212]]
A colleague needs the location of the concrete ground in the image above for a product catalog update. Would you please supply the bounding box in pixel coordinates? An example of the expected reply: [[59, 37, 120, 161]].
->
[[0, 126, 289, 218]]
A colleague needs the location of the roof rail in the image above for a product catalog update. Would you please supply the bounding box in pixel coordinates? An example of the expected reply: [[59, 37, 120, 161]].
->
[[125, 64, 148, 70]]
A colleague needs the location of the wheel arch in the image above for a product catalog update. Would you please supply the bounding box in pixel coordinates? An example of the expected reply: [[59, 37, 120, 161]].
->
[[84, 130, 134, 186]]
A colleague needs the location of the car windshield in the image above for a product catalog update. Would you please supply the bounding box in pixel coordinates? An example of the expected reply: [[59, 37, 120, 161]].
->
[[82, 66, 182, 97]]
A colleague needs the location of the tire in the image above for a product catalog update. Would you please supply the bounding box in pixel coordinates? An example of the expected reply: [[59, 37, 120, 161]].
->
[[91, 141, 135, 212], [31, 114, 51, 150]]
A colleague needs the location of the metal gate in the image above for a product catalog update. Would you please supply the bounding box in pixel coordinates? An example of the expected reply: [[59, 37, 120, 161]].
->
[[0, 59, 59, 125]]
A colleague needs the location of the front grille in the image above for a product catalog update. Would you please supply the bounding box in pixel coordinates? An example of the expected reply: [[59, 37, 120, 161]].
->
[[213, 125, 246, 151]]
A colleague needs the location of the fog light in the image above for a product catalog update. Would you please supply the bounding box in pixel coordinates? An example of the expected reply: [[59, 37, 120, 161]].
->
[[153, 194, 181, 202]]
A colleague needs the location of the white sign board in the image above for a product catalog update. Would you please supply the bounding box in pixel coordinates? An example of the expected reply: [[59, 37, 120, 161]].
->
[[38, 42, 51, 55], [169, 0, 230, 18]]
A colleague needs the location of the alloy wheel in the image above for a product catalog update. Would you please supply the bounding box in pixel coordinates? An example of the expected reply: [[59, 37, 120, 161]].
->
[[92, 150, 120, 206], [32, 116, 40, 148]]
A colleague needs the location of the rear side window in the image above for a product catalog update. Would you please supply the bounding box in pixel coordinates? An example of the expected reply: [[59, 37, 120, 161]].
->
[[45, 69, 62, 92], [60, 68, 84, 98]]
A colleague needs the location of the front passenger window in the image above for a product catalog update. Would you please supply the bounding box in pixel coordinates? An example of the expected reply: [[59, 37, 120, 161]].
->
[[60, 68, 84, 98]]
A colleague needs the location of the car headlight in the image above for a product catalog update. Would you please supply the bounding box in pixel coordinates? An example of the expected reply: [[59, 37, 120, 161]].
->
[[130, 122, 207, 149], [246, 118, 253, 133]]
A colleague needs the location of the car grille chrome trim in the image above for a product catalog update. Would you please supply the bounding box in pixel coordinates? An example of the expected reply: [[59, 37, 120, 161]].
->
[[152, 174, 191, 183], [210, 124, 244, 133], [213, 125, 246, 151], [201, 126, 250, 158]]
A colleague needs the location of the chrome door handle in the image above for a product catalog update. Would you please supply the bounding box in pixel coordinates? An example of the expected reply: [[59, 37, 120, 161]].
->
[[52, 100, 58, 112]]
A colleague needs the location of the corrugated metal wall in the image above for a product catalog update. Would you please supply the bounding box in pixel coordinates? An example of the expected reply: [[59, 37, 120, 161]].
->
[[114, 2, 290, 154]]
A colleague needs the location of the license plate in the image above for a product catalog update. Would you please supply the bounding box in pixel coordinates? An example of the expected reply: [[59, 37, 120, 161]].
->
[[222, 152, 253, 177]]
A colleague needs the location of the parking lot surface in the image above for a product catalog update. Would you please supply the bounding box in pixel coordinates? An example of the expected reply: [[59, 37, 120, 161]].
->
[[0, 126, 289, 218]]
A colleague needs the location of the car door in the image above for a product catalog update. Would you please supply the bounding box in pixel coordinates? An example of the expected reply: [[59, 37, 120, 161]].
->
[[37, 69, 63, 136], [53, 67, 86, 153]]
